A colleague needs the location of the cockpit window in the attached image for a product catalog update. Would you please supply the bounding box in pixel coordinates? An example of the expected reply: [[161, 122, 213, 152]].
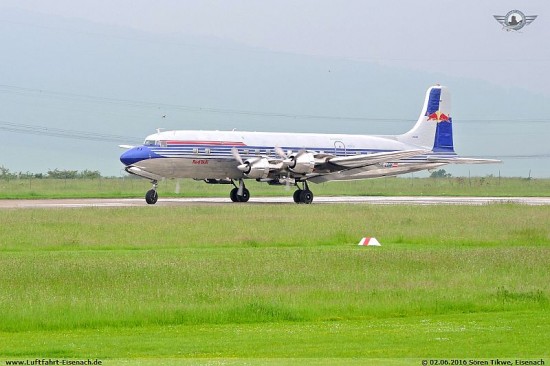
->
[[144, 140, 156, 146]]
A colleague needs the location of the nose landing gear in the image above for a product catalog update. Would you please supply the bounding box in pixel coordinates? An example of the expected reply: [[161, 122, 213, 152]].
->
[[145, 181, 158, 204]]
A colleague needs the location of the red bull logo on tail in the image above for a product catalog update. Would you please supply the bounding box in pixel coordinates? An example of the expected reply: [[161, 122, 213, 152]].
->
[[426, 111, 451, 123]]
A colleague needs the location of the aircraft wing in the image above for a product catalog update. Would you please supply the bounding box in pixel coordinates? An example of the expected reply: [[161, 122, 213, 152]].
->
[[426, 157, 502, 164], [326, 149, 429, 169]]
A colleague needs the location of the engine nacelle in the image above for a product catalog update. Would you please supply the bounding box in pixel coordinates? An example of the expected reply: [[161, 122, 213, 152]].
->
[[243, 157, 270, 179], [289, 152, 315, 174]]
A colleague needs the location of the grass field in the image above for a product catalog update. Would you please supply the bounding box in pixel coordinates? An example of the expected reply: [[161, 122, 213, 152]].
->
[[0, 204, 549, 364], [1, 176, 550, 199]]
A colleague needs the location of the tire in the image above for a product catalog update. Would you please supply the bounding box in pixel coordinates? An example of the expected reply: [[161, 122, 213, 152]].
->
[[293, 189, 302, 203], [230, 188, 239, 202], [300, 189, 313, 204], [237, 188, 250, 202], [145, 189, 158, 204]]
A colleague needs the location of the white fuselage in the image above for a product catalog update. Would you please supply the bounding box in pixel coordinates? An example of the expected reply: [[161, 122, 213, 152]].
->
[[121, 129, 432, 180]]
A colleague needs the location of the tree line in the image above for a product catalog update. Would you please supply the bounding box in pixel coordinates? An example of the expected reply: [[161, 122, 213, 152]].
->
[[2, 166, 452, 180], [0, 166, 102, 179]]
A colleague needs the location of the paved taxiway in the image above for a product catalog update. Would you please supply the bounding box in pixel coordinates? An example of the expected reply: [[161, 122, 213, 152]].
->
[[1, 196, 549, 208]]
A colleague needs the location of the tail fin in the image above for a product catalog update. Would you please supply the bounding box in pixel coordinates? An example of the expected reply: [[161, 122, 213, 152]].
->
[[398, 85, 454, 153]]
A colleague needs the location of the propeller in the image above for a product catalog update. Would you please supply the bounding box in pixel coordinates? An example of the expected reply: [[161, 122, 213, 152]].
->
[[231, 147, 250, 173], [234, 146, 296, 189], [274, 146, 296, 190], [275, 146, 297, 168]]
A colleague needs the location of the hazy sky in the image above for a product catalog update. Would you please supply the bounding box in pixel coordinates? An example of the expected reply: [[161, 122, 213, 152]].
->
[[0, 1, 549, 177], [3, 0, 549, 95]]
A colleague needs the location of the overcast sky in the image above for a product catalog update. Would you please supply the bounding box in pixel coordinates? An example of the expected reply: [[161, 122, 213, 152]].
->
[[3, 0, 548, 95], [0, 0, 549, 177]]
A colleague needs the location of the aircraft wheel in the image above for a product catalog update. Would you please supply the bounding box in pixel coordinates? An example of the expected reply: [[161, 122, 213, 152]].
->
[[237, 188, 250, 202], [300, 189, 313, 204], [293, 189, 302, 203], [230, 188, 239, 202], [145, 189, 158, 204]]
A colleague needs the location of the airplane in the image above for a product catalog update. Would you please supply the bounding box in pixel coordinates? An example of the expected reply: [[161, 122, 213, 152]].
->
[[120, 85, 499, 204]]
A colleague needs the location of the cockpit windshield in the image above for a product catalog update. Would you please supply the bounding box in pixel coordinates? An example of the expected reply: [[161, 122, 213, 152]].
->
[[143, 140, 167, 147]]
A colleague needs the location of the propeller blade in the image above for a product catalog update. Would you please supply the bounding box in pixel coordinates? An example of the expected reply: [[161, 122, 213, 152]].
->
[[231, 147, 243, 164], [275, 146, 287, 159], [175, 179, 181, 194], [285, 176, 291, 191], [295, 149, 306, 158]]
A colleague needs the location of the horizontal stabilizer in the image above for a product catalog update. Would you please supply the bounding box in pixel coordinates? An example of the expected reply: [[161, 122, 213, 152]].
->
[[328, 149, 429, 168], [427, 157, 502, 164]]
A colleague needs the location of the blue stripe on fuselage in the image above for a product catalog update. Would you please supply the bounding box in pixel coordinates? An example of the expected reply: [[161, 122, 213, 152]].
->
[[150, 145, 394, 159]]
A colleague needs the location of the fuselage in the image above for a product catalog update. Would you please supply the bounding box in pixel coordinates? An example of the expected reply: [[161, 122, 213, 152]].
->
[[120, 129, 428, 179]]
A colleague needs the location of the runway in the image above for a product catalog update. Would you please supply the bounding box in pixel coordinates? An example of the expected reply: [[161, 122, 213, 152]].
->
[[1, 196, 550, 208]]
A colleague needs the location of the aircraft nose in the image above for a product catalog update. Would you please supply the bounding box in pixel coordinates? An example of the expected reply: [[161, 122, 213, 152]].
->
[[120, 146, 151, 166]]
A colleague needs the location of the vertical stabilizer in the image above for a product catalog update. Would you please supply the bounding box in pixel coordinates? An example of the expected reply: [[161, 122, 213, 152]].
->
[[398, 85, 454, 152]]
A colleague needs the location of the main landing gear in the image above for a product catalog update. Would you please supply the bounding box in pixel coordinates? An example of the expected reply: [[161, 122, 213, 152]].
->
[[228, 179, 314, 204], [293, 180, 314, 204], [230, 179, 250, 202], [142, 179, 313, 205], [145, 181, 158, 204]]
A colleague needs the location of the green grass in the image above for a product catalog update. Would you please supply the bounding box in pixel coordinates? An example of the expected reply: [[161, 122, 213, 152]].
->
[[2, 312, 548, 360], [1, 205, 548, 251], [0, 205, 549, 363], [1, 246, 548, 331], [1, 176, 550, 199]]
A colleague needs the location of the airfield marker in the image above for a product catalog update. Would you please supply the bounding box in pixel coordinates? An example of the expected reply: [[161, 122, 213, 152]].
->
[[358, 237, 381, 246]]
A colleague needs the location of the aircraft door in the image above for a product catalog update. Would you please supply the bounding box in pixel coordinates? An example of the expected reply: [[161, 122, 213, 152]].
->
[[334, 141, 346, 156]]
